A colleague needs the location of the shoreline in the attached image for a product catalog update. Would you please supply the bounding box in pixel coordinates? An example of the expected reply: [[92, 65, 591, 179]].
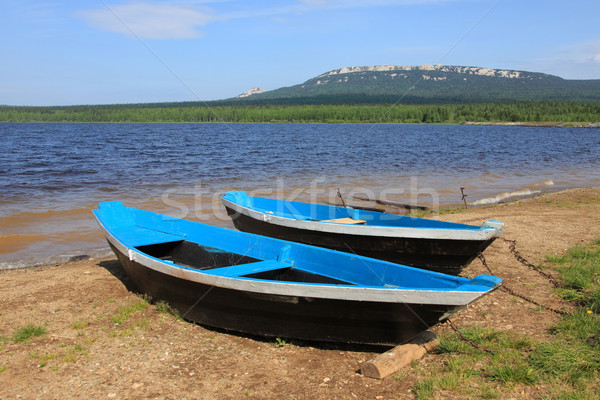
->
[[2, 186, 600, 398], [465, 121, 600, 128], [2, 120, 599, 127], [1, 185, 596, 270]]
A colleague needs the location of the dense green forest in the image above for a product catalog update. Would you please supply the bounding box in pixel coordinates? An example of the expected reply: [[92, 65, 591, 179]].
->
[[0, 102, 598, 124]]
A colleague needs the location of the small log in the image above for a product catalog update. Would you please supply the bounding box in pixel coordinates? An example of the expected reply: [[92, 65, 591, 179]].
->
[[352, 194, 428, 211], [361, 331, 439, 379]]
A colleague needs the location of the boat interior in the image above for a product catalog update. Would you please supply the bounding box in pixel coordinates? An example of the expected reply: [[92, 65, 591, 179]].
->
[[226, 191, 483, 230], [135, 240, 354, 285]]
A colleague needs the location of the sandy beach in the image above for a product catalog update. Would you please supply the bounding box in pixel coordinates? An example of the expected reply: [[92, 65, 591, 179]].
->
[[1, 187, 599, 399]]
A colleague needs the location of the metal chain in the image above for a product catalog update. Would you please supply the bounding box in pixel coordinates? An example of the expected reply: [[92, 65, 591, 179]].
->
[[444, 319, 495, 353], [500, 285, 566, 315], [448, 245, 568, 354], [477, 253, 566, 315], [499, 237, 561, 287], [445, 240, 571, 354], [477, 253, 494, 275]]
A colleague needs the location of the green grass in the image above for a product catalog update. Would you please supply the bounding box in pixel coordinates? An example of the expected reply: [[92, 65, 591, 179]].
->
[[155, 300, 182, 320], [110, 297, 150, 325], [62, 343, 90, 362], [485, 362, 538, 386], [70, 320, 88, 330], [412, 238, 600, 398], [274, 337, 290, 348], [0, 335, 8, 351], [31, 353, 57, 368], [548, 241, 600, 311], [413, 378, 435, 400], [12, 324, 47, 343]]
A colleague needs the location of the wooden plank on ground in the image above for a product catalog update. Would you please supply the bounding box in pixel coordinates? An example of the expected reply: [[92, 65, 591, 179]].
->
[[361, 331, 439, 379]]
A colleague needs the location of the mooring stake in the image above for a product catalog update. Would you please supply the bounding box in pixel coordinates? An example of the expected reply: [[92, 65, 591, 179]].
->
[[336, 188, 347, 208], [460, 187, 468, 209]]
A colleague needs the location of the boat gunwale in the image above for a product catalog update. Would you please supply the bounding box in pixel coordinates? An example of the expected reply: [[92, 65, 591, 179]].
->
[[221, 197, 504, 241], [94, 211, 500, 306]]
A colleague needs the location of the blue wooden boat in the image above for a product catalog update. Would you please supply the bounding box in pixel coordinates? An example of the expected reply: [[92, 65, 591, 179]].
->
[[222, 191, 504, 275], [94, 201, 502, 346]]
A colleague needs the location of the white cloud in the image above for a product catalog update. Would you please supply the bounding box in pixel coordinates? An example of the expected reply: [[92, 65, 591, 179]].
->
[[529, 41, 600, 79], [79, 2, 218, 39], [298, 0, 447, 9], [222, 0, 448, 20]]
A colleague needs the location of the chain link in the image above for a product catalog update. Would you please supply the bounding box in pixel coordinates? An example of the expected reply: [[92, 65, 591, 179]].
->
[[499, 237, 561, 287], [444, 319, 495, 353], [477, 251, 566, 315], [448, 240, 568, 353]]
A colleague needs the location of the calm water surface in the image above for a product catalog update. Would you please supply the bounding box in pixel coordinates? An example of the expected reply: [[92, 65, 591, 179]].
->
[[1, 122, 599, 268]]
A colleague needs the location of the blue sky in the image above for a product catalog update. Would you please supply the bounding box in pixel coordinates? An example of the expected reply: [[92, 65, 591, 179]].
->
[[1, 0, 599, 106]]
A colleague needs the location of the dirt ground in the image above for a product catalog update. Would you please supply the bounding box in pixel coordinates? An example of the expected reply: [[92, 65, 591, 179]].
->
[[1, 187, 599, 400]]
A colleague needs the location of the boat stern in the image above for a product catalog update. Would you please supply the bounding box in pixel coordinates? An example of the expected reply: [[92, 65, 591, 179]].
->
[[222, 191, 252, 208], [481, 220, 505, 237]]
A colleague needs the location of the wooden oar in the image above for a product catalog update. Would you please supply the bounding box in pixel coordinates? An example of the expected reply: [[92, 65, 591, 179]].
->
[[324, 201, 385, 213], [353, 194, 428, 211]]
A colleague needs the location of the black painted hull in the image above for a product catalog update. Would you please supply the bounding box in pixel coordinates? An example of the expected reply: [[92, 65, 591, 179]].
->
[[225, 207, 495, 275], [110, 243, 460, 346]]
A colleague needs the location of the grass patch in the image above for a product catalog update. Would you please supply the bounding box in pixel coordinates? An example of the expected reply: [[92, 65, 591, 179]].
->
[[528, 340, 600, 386], [549, 242, 600, 311], [62, 344, 90, 362], [12, 324, 47, 343], [0, 365, 7, 374], [32, 353, 57, 368], [274, 337, 290, 348], [133, 318, 150, 330], [110, 297, 150, 325], [476, 384, 499, 399], [70, 320, 88, 330], [155, 300, 182, 320], [413, 378, 435, 400], [414, 238, 600, 398], [485, 362, 538, 386]]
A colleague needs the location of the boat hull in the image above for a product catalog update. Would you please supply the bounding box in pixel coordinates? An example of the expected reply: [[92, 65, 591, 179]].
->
[[95, 201, 501, 346], [225, 206, 494, 275], [109, 243, 461, 346]]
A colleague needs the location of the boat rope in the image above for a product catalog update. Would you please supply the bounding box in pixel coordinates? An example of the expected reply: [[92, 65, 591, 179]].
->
[[444, 319, 495, 354], [477, 253, 566, 315], [499, 237, 561, 287]]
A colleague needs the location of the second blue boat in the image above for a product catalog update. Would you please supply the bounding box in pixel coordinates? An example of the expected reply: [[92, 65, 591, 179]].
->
[[222, 191, 504, 275]]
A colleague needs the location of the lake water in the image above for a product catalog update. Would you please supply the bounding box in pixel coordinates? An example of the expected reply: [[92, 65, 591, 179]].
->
[[1, 122, 599, 268]]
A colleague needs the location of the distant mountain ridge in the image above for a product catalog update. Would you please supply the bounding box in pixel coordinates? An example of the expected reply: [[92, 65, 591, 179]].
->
[[233, 64, 600, 104], [317, 64, 534, 79]]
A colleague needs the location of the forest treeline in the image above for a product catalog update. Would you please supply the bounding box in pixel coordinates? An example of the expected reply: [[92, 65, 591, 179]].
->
[[0, 102, 598, 124]]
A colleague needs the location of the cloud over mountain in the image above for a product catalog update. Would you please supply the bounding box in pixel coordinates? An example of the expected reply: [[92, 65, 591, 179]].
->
[[79, 2, 217, 39]]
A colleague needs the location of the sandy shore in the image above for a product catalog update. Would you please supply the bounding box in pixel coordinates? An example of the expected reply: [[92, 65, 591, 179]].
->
[[1, 187, 600, 399]]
